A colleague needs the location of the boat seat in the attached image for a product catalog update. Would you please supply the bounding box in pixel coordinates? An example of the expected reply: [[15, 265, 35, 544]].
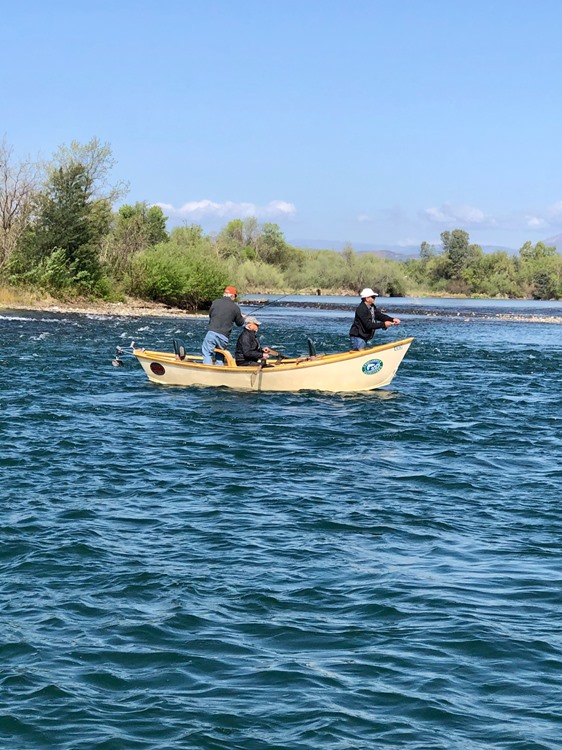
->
[[214, 348, 237, 366]]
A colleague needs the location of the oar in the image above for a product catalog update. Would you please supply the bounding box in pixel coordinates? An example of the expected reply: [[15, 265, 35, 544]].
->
[[250, 357, 267, 389]]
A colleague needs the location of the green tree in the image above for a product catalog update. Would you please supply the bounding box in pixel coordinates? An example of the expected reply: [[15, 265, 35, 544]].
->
[[12, 138, 123, 294], [50, 137, 128, 204], [170, 224, 209, 248], [424, 253, 453, 290], [33, 164, 94, 259], [214, 218, 303, 271], [17, 163, 108, 292], [519, 240, 556, 261], [284, 249, 346, 292], [463, 251, 518, 297], [0, 139, 39, 272], [103, 202, 168, 278], [531, 269, 558, 299], [420, 240, 435, 261], [441, 229, 481, 281], [256, 223, 302, 268], [130, 239, 227, 310], [230, 259, 286, 291], [517, 241, 560, 299], [216, 219, 246, 260]]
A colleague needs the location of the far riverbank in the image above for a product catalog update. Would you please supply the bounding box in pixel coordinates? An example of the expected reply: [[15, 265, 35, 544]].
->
[[0, 296, 205, 319], [1, 292, 561, 324]]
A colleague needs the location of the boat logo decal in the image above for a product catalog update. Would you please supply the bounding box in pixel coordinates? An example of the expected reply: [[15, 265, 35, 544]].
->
[[150, 362, 166, 376], [362, 358, 383, 375]]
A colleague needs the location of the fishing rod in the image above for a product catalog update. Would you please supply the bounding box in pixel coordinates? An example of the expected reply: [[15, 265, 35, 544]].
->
[[239, 287, 328, 361], [241, 287, 314, 315]]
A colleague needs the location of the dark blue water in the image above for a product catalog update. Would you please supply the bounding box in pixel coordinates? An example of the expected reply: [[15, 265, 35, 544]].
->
[[1, 302, 561, 749]]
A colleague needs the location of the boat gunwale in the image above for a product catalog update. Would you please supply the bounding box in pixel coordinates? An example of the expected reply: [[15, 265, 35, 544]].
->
[[133, 337, 414, 372]]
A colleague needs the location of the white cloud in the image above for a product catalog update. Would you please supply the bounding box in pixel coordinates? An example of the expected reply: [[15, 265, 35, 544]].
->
[[423, 203, 494, 227], [516, 200, 562, 231], [396, 238, 420, 247], [525, 215, 547, 229], [154, 199, 296, 220], [422, 199, 562, 237], [357, 213, 372, 223]]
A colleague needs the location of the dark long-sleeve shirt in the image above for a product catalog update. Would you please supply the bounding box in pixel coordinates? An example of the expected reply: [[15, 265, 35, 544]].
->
[[208, 297, 244, 337], [349, 301, 393, 341], [235, 328, 264, 366]]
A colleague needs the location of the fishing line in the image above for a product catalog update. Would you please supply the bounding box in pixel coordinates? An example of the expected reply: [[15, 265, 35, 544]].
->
[[239, 288, 316, 356], [240, 287, 313, 315], [241, 286, 335, 362]]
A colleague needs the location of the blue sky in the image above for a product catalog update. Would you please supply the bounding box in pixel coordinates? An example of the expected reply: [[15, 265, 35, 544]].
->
[[4, 0, 562, 250]]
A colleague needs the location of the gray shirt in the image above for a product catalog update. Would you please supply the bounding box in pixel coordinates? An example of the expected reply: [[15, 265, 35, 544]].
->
[[208, 296, 244, 337]]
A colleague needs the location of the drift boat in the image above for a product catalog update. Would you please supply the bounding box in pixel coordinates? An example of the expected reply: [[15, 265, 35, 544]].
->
[[133, 337, 414, 393]]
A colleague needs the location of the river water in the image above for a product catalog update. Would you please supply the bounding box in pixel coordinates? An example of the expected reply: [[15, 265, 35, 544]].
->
[[1, 298, 561, 749]]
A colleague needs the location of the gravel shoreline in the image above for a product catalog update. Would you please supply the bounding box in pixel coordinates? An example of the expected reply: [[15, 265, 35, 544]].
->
[[0, 299, 205, 319]]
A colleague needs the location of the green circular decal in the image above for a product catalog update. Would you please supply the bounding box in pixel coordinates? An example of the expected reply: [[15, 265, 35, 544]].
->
[[362, 358, 383, 375]]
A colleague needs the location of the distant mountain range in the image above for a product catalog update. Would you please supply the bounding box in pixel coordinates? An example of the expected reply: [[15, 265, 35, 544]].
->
[[543, 233, 562, 251], [291, 234, 562, 260], [290, 238, 421, 260]]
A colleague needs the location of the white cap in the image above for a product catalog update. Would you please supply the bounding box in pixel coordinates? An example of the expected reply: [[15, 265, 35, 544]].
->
[[360, 288, 379, 298]]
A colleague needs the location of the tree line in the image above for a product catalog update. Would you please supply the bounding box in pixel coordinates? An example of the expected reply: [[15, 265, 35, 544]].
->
[[407, 229, 562, 300], [1, 137, 561, 308]]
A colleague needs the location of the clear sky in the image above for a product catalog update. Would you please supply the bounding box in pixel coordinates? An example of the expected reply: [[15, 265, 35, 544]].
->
[[3, 0, 562, 250]]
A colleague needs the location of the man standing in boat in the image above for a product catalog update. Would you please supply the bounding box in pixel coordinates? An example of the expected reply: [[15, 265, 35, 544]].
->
[[202, 286, 245, 365], [349, 288, 400, 350]]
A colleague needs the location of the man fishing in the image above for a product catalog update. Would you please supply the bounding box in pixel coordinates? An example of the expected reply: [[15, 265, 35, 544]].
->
[[235, 316, 276, 366], [202, 286, 245, 365], [349, 288, 400, 350]]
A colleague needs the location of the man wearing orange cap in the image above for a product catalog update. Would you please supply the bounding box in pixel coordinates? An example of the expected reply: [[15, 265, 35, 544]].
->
[[202, 286, 245, 365]]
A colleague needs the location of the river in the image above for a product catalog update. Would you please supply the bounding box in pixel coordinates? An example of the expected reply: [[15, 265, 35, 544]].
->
[[1, 298, 561, 749]]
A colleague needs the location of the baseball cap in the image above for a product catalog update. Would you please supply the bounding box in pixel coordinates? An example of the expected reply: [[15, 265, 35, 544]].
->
[[224, 286, 237, 296]]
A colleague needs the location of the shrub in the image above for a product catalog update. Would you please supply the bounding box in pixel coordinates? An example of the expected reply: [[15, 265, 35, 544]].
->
[[227, 259, 286, 292], [130, 241, 228, 310]]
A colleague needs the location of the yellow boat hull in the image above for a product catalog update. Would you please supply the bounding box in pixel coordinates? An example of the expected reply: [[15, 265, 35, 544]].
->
[[133, 337, 414, 393]]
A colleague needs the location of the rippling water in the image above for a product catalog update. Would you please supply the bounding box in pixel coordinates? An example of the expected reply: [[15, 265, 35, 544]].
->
[[1, 302, 561, 749]]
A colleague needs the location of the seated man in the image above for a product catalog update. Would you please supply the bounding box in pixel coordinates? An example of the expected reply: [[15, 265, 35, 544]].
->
[[235, 316, 274, 366]]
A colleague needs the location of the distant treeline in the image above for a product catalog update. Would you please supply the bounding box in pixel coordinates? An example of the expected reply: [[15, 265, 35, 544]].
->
[[1, 138, 561, 307]]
